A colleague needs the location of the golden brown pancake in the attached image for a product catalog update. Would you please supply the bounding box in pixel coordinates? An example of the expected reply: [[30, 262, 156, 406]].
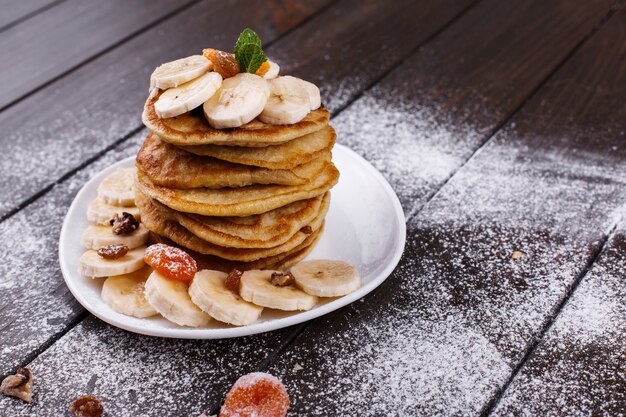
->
[[136, 133, 330, 189], [143, 92, 330, 147], [147, 222, 323, 272], [136, 163, 339, 217], [180, 126, 336, 170], [136, 190, 327, 262]]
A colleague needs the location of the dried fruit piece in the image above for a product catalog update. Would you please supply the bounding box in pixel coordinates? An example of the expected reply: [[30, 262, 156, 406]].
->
[[256, 61, 270, 77], [110, 212, 140, 235], [144, 243, 197, 281], [225, 269, 243, 294], [97, 244, 129, 260], [271, 272, 295, 287], [214, 51, 240, 78], [220, 372, 290, 417], [69, 395, 104, 417], [1, 368, 33, 403], [203, 48, 219, 63]]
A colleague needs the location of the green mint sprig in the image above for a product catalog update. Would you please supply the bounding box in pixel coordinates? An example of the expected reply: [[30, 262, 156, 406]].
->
[[234, 28, 267, 73]]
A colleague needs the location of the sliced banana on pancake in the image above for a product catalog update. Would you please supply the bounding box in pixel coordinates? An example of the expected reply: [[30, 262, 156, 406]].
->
[[150, 55, 212, 90], [87, 198, 141, 225], [81, 224, 149, 250], [189, 270, 263, 326], [144, 271, 211, 327], [291, 260, 360, 297], [97, 168, 136, 207], [259, 76, 310, 125], [262, 60, 280, 79], [203, 73, 269, 129], [155, 72, 222, 118], [101, 267, 157, 318], [297, 77, 321, 110], [79, 246, 146, 278], [239, 270, 318, 311]]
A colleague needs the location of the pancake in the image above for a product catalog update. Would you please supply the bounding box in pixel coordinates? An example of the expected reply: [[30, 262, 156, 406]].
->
[[143, 92, 330, 147], [147, 222, 323, 272], [136, 133, 330, 189], [180, 125, 336, 170], [171, 193, 329, 249], [136, 190, 327, 262], [136, 163, 339, 217]]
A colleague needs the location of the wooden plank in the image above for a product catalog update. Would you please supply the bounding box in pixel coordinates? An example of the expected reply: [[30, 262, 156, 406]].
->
[[0, 0, 61, 30], [0, 0, 473, 221], [263, 3, 626, 415], [0, 1, 477, 412], [0, 0, 196, 109], [0, 0, 331, 375], [491, 223, 626, 416]]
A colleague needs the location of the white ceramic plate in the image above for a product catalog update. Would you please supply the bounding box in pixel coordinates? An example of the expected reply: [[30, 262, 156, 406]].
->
[[59, 144, 405, 339]]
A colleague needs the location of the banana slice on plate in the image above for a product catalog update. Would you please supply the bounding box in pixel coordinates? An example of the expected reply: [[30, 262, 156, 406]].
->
[[81, 224, 149, 250], [150, 55, 212, 90], [101, 267, 157, 318], [97, 168, 136, 207], [144, 271, 211, 327], [155, 71, 223, 118], [291, 260, 360, 297], [239, 270, 318, 311], [203, 73, 269, 129], [79, 246, 146, 278], [259, 76, 310, 125], [262, 60, 280, 79], [87, 198, 140, 225], [189, 270, 263, 326]]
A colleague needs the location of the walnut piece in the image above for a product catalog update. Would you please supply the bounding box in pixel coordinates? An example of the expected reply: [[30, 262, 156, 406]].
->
[[225, 269, 243, 294], [271, 271, 295, 287], [97, 244, 129, 260], [69, 395, 104, 417], [110, 212, 139, 235], [1, 367, 33, 403]]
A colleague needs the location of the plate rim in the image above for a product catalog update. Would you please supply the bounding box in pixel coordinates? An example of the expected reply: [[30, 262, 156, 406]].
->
[[59, 144, 406, 339]]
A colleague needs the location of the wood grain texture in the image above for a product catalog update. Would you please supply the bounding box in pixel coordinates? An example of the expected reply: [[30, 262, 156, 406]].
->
[[262, 2, 626, 415], [0, 0, 196, 109], [0, 0, 61, 29]]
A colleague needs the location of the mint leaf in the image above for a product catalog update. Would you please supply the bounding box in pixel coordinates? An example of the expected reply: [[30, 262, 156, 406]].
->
[[234, 28, 267, 73]]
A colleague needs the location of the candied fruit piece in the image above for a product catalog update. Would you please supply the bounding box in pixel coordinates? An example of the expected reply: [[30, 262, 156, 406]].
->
[[214, 51, 240, 78], [69, 395, 104, 417], [145, 243, 197, 281], [203, 48, 219, 63], [97, 244, 129, 259], [256, 61, 270, 77], [225, 269, 243, 294], [220, 372, 289, 417]]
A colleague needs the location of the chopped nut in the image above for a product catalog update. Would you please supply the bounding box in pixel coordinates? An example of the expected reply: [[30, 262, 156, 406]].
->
[[300, 225, 313, 234], [97, 244, 129, 260], [511, 251, 524, 261], [69, 395, 104, 417], [1, 367, 33, 403], [292, 363, 304, 372], [110, 212, 139, 235], [271, 271, 295, 287], [225, 269, 243, 294]]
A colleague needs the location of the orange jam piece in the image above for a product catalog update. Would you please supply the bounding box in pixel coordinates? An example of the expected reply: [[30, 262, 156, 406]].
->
[[202, 48, 219, 63], [256, 61, 270, 77], [144, 243, 197, 281], [220, 372, 290, 417]]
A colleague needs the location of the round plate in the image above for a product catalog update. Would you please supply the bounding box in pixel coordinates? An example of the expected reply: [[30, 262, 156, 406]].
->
[[59, 144, 406, 339]]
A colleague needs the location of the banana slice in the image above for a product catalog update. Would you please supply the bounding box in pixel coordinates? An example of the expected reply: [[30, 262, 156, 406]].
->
[[155, 72, 222, 118], [239, 270, 318, 311], [297, 77, 321, 110], [150, 55, 212, 90], [263, 60, 280, 79], [81, 224, 149, 250], [97, 168, 136, 207], [79, 246, 146, 278], [101, 267, 157, 318], [259, 76, 310, 125], [144, 271, 211, 327], [291, 260, 360, 297], [87, 198, 141, 225], [203, 73, 269, 129], [189, 270, 263, 326]]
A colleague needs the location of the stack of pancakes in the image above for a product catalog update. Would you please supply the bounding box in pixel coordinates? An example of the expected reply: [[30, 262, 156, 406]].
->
[[135, 94, 339, 271]]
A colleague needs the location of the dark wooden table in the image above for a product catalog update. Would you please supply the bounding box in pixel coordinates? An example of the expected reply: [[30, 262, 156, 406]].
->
[[1, 1, 624, 415]]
